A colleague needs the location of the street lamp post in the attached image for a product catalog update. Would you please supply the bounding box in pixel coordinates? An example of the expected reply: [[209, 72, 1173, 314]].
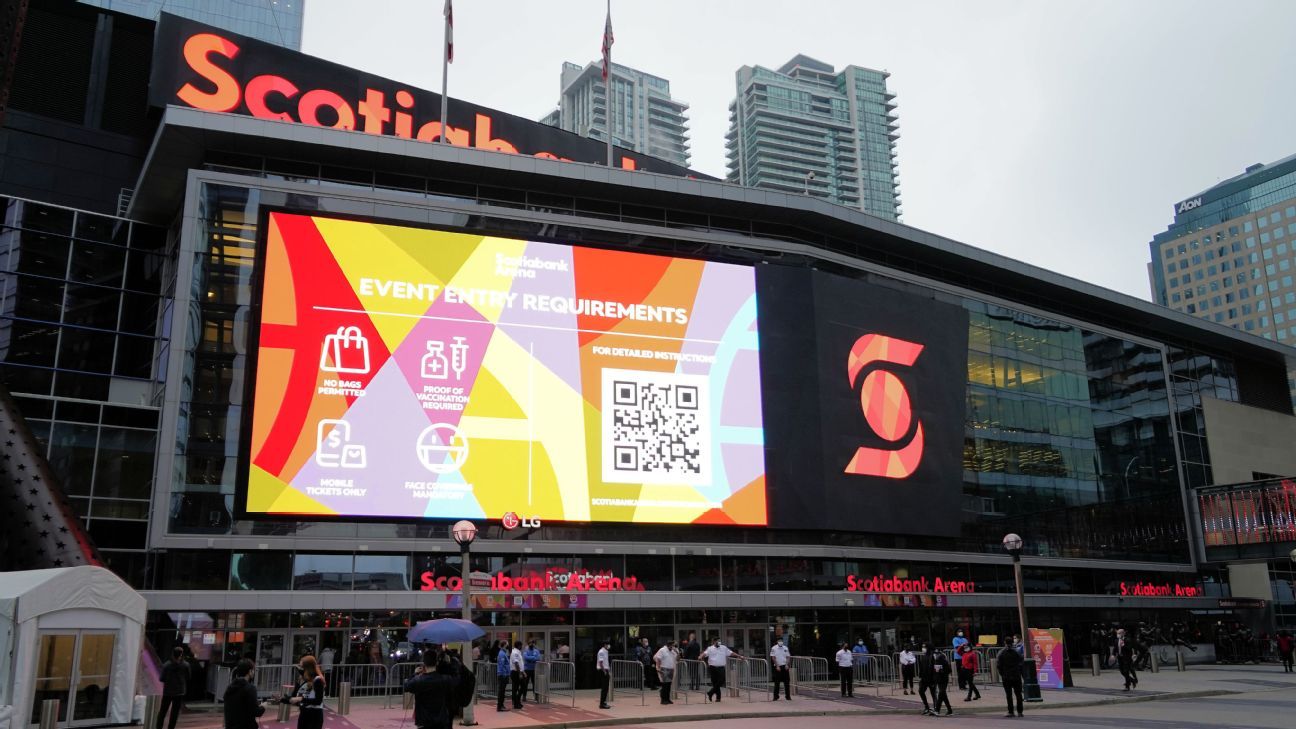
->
[[452, 520, 479, 726], [1003, 533, 1043, 702]]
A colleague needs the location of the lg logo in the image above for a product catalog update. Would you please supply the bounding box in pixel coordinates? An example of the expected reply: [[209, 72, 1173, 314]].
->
[[844, 334, 925, 479], [501, 512, 541, 529]]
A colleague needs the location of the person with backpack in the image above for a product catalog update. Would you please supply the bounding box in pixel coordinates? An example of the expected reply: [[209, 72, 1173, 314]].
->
[[998, 638, 1024, 718]]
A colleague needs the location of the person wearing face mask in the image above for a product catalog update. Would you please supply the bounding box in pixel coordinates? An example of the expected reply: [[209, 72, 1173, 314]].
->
[[898, 645, 916, 695], [951, 629, 969, 690], [282, 656, 326, 729], [834, 642, 854, 698], [769, 638, 791, 700], [703, 638, 735, 702], [916, 643, 939, 716]]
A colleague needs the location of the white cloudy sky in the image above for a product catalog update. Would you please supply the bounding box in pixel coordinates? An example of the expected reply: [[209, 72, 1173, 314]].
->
[[303, 0, 1296, 301]]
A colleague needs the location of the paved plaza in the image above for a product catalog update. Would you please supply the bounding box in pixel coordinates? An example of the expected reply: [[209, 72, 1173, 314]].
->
[[174, 664, 1296, 729]]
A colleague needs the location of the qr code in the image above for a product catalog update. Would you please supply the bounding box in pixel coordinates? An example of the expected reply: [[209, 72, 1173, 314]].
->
[[601, 368, 711, 485]]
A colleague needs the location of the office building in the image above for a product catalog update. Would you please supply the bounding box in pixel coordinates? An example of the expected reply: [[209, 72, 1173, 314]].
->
[[726, 54, 900, 221], [4, 1, 1296, 698], [1149, 154, 1296, 344], [540, 61, 691, 168], [78, 0, 305, 49]]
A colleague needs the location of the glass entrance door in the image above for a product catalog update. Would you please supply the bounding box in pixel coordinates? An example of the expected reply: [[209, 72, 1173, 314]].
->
[[257, 632, 287, 666], [30, 631, 117, 726], [291, 632, 319, 663]]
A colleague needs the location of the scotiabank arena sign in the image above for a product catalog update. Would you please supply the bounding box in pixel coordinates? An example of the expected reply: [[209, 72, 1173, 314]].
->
[[420, 568, 645, 593], [148, 14, 698, 177]]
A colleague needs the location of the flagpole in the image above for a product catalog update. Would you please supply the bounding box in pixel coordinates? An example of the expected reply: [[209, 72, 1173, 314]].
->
[[440, 0, 452, 144], [604, 0, 613, 168]]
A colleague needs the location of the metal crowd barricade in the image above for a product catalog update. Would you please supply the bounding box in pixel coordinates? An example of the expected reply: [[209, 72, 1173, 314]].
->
[[728, 656, 771, 701], [385, 662, 421, 708], [790, 655, 832, 698], [536, 660, 576, 706], [676, 659, 708, 701], [329, 663, 392, 698], [610, 659, 647, 705], [855, 653, 896, 695], [249, 665, 296, 700], [473, 660, 499, 701]]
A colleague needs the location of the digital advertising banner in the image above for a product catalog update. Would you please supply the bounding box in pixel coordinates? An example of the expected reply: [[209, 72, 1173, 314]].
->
[[241, 212, 765, 525], [759, 267, 968, 536]]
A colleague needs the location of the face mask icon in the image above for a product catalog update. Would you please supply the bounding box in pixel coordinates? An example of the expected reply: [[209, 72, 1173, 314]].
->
[[844, 333, 924, 478]]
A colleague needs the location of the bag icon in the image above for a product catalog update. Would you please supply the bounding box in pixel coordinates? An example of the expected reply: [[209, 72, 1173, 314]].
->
[[320, 326, 371, 374]]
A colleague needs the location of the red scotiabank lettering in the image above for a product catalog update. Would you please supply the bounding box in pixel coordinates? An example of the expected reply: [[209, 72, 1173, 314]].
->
[[845, 575, 976, 594], [1118, 581, 1202, 598], [419, 570, 644, 593], [178, 32, 641, 169]]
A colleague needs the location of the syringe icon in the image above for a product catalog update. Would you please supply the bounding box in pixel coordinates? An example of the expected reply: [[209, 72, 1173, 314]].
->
[[449, 336, 469, 380]]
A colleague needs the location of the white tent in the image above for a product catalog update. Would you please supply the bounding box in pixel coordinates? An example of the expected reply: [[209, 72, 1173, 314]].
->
[[0, 567, 146, 729]]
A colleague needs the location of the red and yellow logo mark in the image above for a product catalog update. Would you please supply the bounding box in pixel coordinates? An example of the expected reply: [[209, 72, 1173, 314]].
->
[[844, 334, 925, 479]]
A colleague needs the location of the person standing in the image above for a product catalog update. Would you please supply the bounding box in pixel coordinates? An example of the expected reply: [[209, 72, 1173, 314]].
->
[[834, 642, 854, 698], [403, 651, 456, 729], [222, 660, 264, 729], [703, 637, 733, 702], [157, 647, 191, 729], [997, 638, 1024, 718], [523, 641, 542, 701], [283, 656, 326, 729], [769, 638, 791, 701], [318, 646, 336, 697], [916, 643, 936, 715], [636, 637, 658, 690], [959, 645, 981, 701], [596, 639, 612, 710], [494, 641, 510, 712], [932, 647, 953, 716], [898, 646, 916, 695], [1278, 631, 1295, 673], [508, 641, 525, 709], [1116, 628, 1140, 691], [653, 639, 678, 705], [952, 629, 969, 690], [683, 632, 702, 690]]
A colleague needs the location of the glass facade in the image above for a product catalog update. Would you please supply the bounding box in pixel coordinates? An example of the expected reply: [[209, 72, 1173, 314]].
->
[[0, 197, 167, 586], [158, 178, 1202, 565], [78, 0, 305, 49]]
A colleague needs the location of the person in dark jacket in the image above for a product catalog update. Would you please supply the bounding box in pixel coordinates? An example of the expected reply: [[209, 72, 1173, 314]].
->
[[158, 647, 191, 729], [404, 651, 457, 729], [283, 655, 326, 729], [683, 632, 702, 690], [997, 639, 1024, 718], [931, 648, 954, 716], [915, 643, 936, 715], [223, 660, 265, 729], [1116, 628, 1140, 691]]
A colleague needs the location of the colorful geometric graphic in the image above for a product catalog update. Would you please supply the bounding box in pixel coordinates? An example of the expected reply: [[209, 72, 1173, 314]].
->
[[243, 212, 766, 525]]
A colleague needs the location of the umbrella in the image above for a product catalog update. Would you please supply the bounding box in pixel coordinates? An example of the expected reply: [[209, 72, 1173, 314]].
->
[[408, 618, 485, 644]]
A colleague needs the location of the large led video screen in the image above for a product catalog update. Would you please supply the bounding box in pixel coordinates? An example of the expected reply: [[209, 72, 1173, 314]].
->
[[241, 212, 766, 525]]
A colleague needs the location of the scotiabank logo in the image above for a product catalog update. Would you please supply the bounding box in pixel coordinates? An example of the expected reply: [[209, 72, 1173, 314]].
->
[[173, 32, 643, 169], [844, 334, 925, 479]]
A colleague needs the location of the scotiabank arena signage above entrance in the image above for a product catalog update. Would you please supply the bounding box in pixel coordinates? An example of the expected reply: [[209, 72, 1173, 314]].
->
[[148, 14, 699, 177]]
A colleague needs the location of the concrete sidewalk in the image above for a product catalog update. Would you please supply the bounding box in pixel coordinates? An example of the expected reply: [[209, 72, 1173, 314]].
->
[[176, 663, 1296, 728]]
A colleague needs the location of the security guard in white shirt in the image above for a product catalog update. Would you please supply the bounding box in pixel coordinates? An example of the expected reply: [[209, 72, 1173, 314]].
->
[[769, 639, 791, 700], [596, 639, 612, 709]]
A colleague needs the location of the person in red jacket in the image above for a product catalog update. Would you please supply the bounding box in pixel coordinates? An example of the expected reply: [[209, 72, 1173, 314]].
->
[[1277, 631, 1294, 673], [958, 645, 981, 701]]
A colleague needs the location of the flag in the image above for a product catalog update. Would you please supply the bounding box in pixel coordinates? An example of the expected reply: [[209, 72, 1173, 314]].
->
[[601, 7, 614, 80], [444, 0, 454, 63]]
